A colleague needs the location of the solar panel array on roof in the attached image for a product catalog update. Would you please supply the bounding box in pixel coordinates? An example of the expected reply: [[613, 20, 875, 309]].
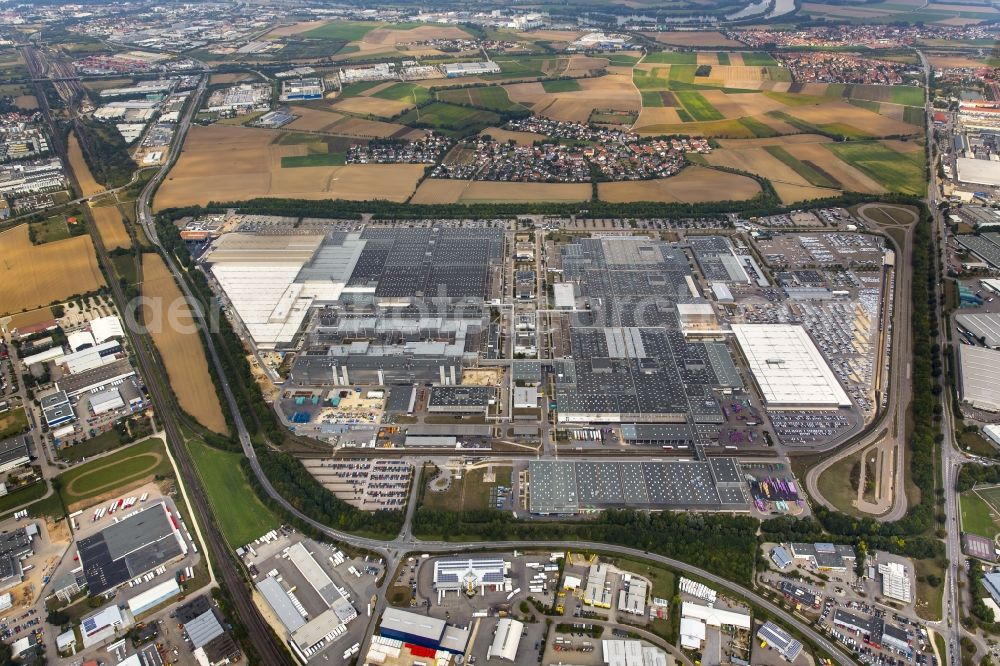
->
[[529, 460, 749, 514]]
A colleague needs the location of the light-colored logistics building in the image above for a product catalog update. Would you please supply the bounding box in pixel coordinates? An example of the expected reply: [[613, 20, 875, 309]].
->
[[731, 324, 852, 409], [958, 344, 1000, 411]]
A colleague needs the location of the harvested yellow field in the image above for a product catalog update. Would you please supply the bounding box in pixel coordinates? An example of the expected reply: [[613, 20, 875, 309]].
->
[[706, 147, 814, 190], [504, 82, 547, 106], [728, 53, 745, 66], [91, 203, 132, 250], [927, 2, 996, 12], [697, 52, 719, 65], [328, 115, 423, 139], [635, 107, 683, 125], [529, 74, 640, 123], [634, 118, 756, 138], [773, 182, 841, 204], [730, 93, 790, 116], [154, 125, 425, 210], [598, 167, 760, 203], [141, 255, 228, 435], [263, 20, 328, 38], [0, 225, 105, 316], [332, 95, 412, 117], [479, 127, 547, 145], [644, 31, 744, 47], [926, 54, 988, 68], [697, 90, 747, 119], [560, 55, 610, 77], [68, 133, 104, 197], [882, 139, 923, 153], [286, 107, 345, 132], [410, 179, 590, 203], [783, 101, 918, 137]]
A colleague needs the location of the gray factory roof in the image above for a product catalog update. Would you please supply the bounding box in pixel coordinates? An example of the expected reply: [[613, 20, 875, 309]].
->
[[184, 610, 224, 649], [956, 312, 1000, 348], [529, 459, 748, 514], [257, 576, 307, 632], [428, 386, 492, 408], [959, 344, 1000, 411]]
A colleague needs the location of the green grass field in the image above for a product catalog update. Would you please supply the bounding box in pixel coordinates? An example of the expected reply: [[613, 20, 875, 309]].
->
[[608, 54, 640, 66], [737, 116, 780, 138], [186, 439, 280, 547], [338, 80, 385, 97], [762, 91, 826, 107], [488, 56, 549, 79], [31, 216, 71, 244], [676, 91, 724, 121], [825, 141, 926, 195], [0, 482, 48, 517], [903, 105, 925, 125], [421, 466, 511, 512], [303, 20, 379, 41], [716, 52, 731, 66], [58, 429, 125, 462], [890, 85, 925, 106], [542, 79, 582, 93], [644, 52, 697, 65], [0, 407, 28, 439], [438, 86, 524, 112], [765, 146, 841, 188], [634, 69, 669, 91], [281, 153, 346, 168], [668, 65, 698, 85], [59, 438, 172, 504], [398, 102, 500, 133], [961, 490, 998, 538], [372, 82, 431, 105], [741, 52, 778, 66]]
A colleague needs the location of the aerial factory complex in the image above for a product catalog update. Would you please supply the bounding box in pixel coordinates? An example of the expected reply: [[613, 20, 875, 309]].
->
[[2, 0, 998, 664]]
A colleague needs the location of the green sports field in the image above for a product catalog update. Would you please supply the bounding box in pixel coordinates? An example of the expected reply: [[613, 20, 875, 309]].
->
[[961, 489, 1000, 539], [59, 437, 173, 505], [186, 439, 280, 547]]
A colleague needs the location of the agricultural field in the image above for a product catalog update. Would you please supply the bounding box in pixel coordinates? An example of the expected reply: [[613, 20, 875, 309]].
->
[[0, 224, 105, 316], [436, 86, 527, 113], [90, 202, 132, 250], [410, 179, 591, 204], [505, 73, 640, 123], [325, 23, 474, 60], [67, 133, 104, 198], [396, 102, 501, 133], [154, 125, 425, 209], [642, 31, 745, 48], [825, 141, 926, 195], [141, 254, 228, 434], [597, 166, 761, 203], [186, 438, 280, 546]]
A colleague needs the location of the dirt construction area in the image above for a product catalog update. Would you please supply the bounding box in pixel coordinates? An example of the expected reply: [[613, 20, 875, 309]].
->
[[153, 125, 426, 209], [90, 203, 132, 250], [140, 254, 228, 434], [597, 166, 761, 203], [0, 224, 105, 316]]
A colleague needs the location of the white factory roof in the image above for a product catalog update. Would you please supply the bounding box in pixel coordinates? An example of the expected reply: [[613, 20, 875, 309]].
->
[[958, 157, 1000, 187], [489, 618, 522, 661], [554, 282, 576, 309], [602, 639, 667, 666], [959, 344, 1000, 411], [957, 312, 1000, 348], [22, 346, 65, 366], [67, 329, 96, 352], [91, 316, 125, 343], [90, 388, 125, 414], [59, 340, 121, 374], [433, 556, 507, 590], [681, 601, 751, 629], [731, 324, 851, 408], [680, 617, 706, 649], [257, 575, 307, 632], [127, 579, 180, 615]]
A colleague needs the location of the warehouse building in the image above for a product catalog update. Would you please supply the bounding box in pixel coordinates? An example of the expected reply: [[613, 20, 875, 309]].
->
[[0, 524, 37, 592], [489, 618, 522, 661], [731, 324, 851, 409], [280, 77, 324, 101], [176, 596, 242, 665], [618, 578, 647, 616], [957, 313, 1000, 348], [0, 436, 31, 475], [757, 621, 802, 662], [378, 607, 470, 654], [789, 543, 855, 571], [427, 386, 493, 413], [81, 604, 127, 648], [959, 344, 1000, 411], [127, 578, 180, 616], [441, 61, 501, 77], [432, 557, 509, 597], [681, 601, 751, 630], [833, 609, 870, 634], [77, 502, 186, 596], [528, 459, 748, 514], [40, 390, 74, 428], [602, 639, 669, 666], [584, 563, 613, 608]]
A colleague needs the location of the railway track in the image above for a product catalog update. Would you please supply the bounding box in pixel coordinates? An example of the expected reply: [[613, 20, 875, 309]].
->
[[20, 57, 294, 664]]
